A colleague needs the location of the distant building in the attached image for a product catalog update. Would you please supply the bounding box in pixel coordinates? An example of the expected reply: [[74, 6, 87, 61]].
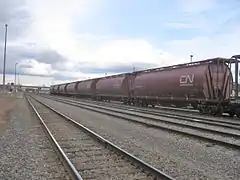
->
[[0, 84, 50, 93]]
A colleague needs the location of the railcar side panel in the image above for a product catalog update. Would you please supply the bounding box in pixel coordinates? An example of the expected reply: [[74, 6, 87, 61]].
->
[[95, 75, 130, 99], [66, 82, 79, 94], [133, 64, 208, 101], [59, 84, 68, 94], [76, 79, 99, 96]]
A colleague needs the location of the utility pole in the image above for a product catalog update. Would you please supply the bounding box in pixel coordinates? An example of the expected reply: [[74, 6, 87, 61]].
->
[[190, 54, 193, 63], [133, 66, 136, 72], [15, 62, 18, 92], [2, 24, 8, 92]]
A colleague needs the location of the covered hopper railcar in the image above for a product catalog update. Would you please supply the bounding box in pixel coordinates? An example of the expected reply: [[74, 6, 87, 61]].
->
[[131, 59, 233, 114], [50, 85, 60, 94], [49, 86, 54, 94], [65, 82, 79, 95], [75, 79, 99, 99], [58, 84, 68, 95], [50, 57, 239, 116], [94, 73, 134, 102], [63, 79, 100, 99]]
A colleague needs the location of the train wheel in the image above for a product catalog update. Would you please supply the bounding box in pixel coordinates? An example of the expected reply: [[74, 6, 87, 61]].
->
[[228, 112, 235, 117], [145, 103, 148, 107], [134, 100, 140, 107], [132, 101, 136, 106], [215, 106, 223, 116]]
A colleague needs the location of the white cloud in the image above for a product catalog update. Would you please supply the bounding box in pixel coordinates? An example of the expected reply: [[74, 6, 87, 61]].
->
[[18, 59, 54, 76], [177, 0, 217, 13], [21, 0, 185, 78], [86, 39, 182, 68], [164, 28, 240, 60], [1, 0, 240, 87], [25, 0, 101, 60], [166, 22, 199, 29]]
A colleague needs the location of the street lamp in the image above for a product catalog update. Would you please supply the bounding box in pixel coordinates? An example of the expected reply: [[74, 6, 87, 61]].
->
[[190, 54, 193, 63], [14, 62, 18, 91]]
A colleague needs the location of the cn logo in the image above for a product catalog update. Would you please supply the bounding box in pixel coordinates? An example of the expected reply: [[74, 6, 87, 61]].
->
[[180, 74, 194, 86]]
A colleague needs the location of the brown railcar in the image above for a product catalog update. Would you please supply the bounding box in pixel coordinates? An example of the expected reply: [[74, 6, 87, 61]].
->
[[58, 84, 68, 94], [66, 82, 79, 95], [49, 57, 239, 116], [75, 79, 99, 98], [94, 74, 133, 102], [132, 60, 233, 109]]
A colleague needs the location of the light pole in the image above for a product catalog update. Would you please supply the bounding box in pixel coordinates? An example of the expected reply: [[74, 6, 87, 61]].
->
[[133, 65, 136, 72], [15, 62, 18, 91], [2, 24, 8, 92], [190, 54, 193, 63]]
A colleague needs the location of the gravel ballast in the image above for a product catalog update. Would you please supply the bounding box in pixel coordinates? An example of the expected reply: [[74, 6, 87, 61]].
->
[[55, 95, 240, 126], [37, 95, 240, 180], [30, 97, 159, 180], [51, 98, 240, 146], [0, 96, 70, 180]]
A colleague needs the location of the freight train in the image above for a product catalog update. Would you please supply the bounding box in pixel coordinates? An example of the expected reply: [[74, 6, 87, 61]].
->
[[50, 57, 240, 117]]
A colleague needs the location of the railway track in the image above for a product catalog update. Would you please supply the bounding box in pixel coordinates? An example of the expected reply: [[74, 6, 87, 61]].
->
[[45, 95, 240, 132], [97, 102, 240, 128], [40, 95, 240, 150], [50, 95, 240, 128], [86, 98, 240, 125], [27, 95, 174, 180], [88, 98, 237, 119]]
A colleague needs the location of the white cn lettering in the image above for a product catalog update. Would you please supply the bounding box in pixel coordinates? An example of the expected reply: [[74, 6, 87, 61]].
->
[[180, 74, 194, 86]]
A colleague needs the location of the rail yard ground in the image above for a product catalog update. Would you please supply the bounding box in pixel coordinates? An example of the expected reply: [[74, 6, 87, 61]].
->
[[0, 93, 70, 179], [0, 93, 240, 179], [34, 94, 240, 179], [0, 95, 16, 134]]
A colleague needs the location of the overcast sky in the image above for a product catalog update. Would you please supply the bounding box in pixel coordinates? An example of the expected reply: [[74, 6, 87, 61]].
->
[[0, 0, 240, 86]]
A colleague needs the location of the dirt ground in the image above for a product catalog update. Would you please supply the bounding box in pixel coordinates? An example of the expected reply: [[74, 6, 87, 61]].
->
[[0, 96, 17, 133]]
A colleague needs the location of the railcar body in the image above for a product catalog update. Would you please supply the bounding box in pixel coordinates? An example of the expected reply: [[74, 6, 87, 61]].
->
[[75, 79, 99, 98], [49, 86, 54, 94], [94, 74, 133, 101], [52, 85, 59, 94], [131, 60, 233, 111], [49, 57, 240, 116], [58, 84, 68, 94], [66, 82, 79, 95]]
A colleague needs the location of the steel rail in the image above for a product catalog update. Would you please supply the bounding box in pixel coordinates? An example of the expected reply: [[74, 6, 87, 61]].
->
[[45, 96, 240, 138], [87, 100, 240, 127], [48, 95, 240, 127], [26, 96, 83, 180], [29, 95, 174, 180], [41, 95, 240, 150]]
